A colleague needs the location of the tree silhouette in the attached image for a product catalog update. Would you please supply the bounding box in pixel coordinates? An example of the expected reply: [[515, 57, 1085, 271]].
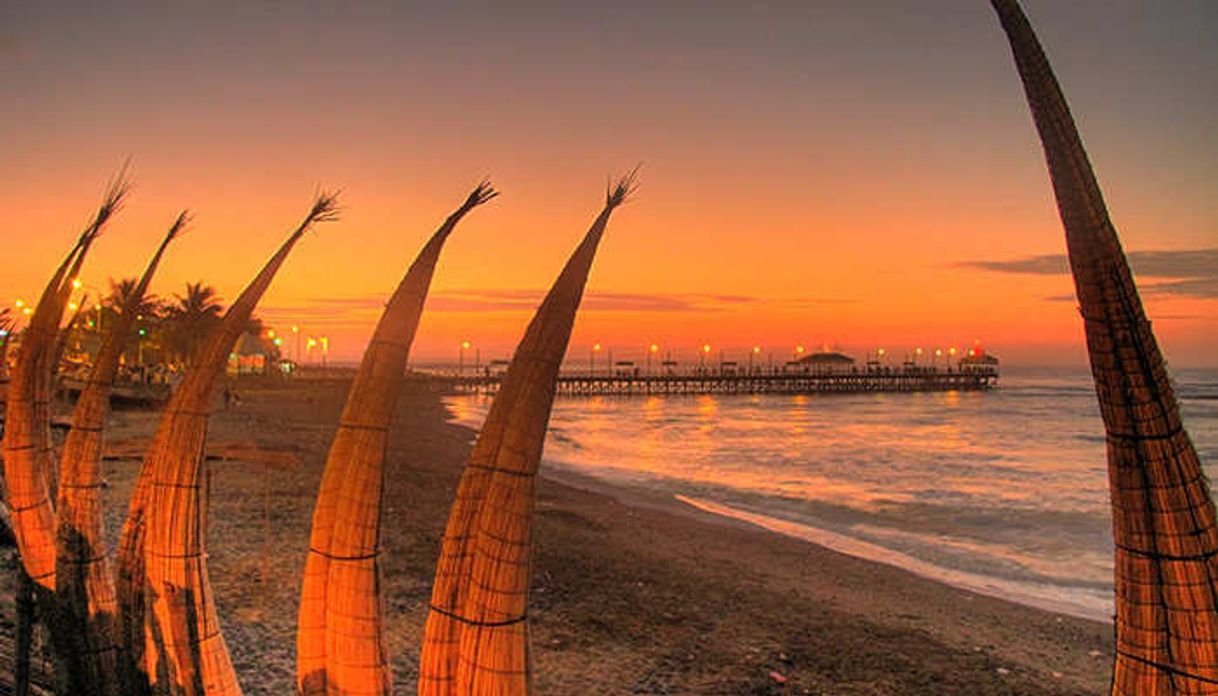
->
[[162, 282, 224, 364], [105, 277, 162, 318]]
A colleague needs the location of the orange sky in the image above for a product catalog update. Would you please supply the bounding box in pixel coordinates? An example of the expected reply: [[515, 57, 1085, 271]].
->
[[3, 1, 1215, 366]]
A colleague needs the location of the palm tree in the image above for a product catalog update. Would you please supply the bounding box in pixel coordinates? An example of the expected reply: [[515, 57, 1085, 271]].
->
[[105, 277, 162, 318], [162, 281, 223, 364], [100, 278, 164, 361]]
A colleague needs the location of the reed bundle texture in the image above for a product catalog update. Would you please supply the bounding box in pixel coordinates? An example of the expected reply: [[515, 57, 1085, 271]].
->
[[991, 2, 1218, 692], [418, 172, 636, 695], [53, 214, 185, 695], [3, 176, 127, 592], [0, 313, 13, 383], [298, 183, 496, 695], [120, 193, 337, 694]]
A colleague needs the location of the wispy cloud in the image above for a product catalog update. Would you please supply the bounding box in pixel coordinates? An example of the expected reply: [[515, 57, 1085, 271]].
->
[[428, 290, 762, 313], [958, 248, 1218, 300], [257, 289, 854, 324]]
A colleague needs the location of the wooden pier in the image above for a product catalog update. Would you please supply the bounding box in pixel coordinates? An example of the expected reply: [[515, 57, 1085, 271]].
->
[[431, 366, 998, 397]]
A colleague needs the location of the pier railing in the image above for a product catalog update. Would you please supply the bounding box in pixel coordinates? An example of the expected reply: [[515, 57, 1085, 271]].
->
[[427, 366, 998, 397]]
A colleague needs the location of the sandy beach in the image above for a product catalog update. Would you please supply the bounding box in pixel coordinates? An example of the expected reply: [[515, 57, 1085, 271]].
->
[[2, 377, 1114, 694]]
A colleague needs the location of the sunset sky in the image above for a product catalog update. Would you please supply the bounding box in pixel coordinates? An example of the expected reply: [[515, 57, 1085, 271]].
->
[[3, 1, 1215, 367]]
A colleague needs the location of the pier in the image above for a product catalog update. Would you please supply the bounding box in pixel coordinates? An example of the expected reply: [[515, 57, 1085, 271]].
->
[[430, 366, 998, 397]]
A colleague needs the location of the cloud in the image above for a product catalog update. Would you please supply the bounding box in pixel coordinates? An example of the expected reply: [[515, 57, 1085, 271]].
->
[[960, 248, 1218, 300], [418, 289, 762, 313], [257, 289, 854, 324], [428, 290, 855, 312], [963, 254, 1070, 275], [427, 290, 755, 313]]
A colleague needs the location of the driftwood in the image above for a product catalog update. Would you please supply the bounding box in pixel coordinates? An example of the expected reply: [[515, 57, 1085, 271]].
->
[[419, 172, 636, 694], [298, 183, 496, 695], [990, 2, 1218, 693]]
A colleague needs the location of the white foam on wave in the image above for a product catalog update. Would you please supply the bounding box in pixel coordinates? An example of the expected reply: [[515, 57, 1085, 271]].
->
[[675, 493, 1113, 623]]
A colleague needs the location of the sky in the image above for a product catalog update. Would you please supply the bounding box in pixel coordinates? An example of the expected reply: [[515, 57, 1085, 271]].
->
[[3, 0, 1215, 367]]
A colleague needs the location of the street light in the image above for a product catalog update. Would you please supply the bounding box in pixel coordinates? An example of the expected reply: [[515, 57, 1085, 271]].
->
[[647, 343, 659, 375], [137, 326, 148, 365], [591, 343, 602, 376], [459, 340, 472, 375], [72, 284, 105, 336], [700, 343, 711, 371], [292, 325, 301, 364], [750, 345, 761, 373]]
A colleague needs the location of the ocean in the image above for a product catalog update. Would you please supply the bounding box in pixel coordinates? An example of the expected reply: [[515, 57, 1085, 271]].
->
[[443, 366, 1218, 623]]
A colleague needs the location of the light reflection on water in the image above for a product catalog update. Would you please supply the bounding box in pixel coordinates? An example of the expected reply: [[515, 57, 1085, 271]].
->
[[444, 367, 1218, 622]]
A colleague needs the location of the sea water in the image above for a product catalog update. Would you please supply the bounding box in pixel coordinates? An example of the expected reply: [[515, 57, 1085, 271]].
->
[[444, 366, 1218, 622]]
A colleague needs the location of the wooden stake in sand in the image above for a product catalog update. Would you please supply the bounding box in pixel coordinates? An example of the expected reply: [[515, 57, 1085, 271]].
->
[[54, 213, 185, 696], [990, 2, 1218, 692], [120, 192, 338, 694], [297, 182, 497, 695], [418, 171, 636, 695]]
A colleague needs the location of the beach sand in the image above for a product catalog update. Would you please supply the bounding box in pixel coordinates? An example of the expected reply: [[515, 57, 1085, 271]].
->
[[2, 378, 1113, 694]]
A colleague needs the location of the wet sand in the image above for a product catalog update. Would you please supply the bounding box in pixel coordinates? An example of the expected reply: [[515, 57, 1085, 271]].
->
[[2, 378, 1113, 694]]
